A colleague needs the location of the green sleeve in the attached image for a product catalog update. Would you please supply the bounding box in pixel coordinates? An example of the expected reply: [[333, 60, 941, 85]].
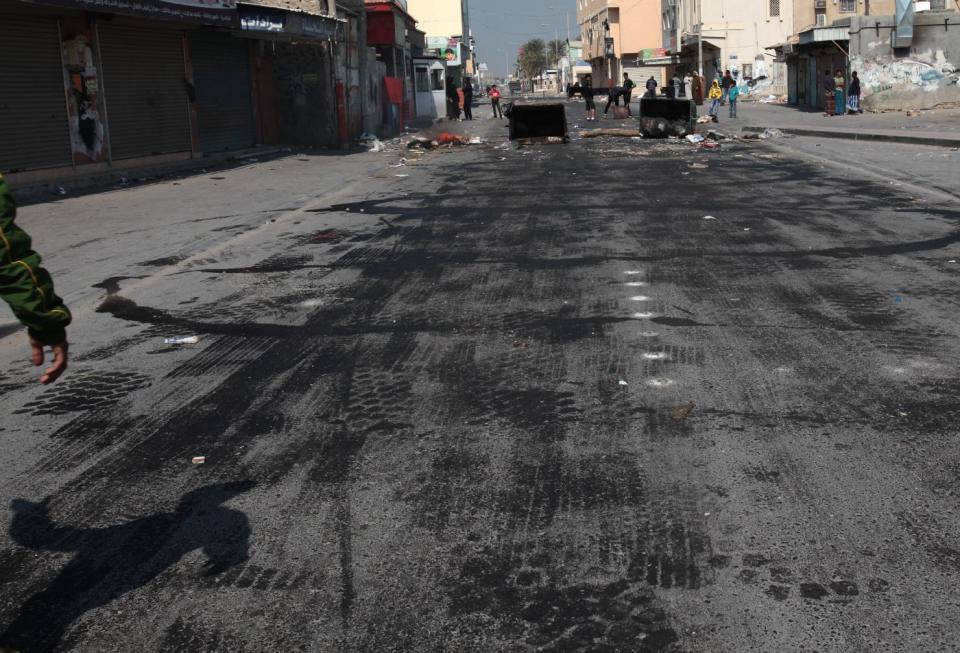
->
[[0, 175, 71, 345]]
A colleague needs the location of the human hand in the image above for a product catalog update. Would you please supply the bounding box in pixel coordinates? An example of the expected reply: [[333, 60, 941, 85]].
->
[[30, 338, 68, 384]]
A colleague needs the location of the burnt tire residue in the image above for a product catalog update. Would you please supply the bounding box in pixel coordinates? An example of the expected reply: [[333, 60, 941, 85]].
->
[[13, 370, 152, 416]]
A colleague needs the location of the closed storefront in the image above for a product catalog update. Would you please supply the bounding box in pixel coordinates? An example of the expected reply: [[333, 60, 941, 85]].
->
[[188, 31, 255, 153], [98, 23, 191, 160], [0, 13, 72, 172]]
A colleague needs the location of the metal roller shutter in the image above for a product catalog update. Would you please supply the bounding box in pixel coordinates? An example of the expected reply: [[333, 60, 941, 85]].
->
[[189, 32, 255, 153], [98, 24, 191, 160], [0, 14, 71, 172]]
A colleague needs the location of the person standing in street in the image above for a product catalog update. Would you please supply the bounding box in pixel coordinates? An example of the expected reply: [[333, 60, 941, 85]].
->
[[682, 72, 691, 98], [645, 75, 658, 98], [721, 70, 735, 105], [462, 79, 474, 121], [834, 70, 846, 116], [848, 71, 862, 114], [603, 84, 622, 117], [582, 80, 597, 121], [823, 69, 836, 117], [490, 84, 504, 118], [0, 174, 71, 384], [621, 73, 636, 115], [727, 81, 740, 119], [692, 72, 704, 105], [708, 79, 722, 122], [446, 76, 460, 120]]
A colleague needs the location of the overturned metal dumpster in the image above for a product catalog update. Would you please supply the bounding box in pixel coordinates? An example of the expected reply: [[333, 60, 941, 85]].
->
[[508, 103, 568, 142], [639, 98, 697, 138]]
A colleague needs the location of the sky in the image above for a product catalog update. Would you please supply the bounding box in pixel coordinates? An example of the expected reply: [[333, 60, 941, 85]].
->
[[468, 0, 577, 77]]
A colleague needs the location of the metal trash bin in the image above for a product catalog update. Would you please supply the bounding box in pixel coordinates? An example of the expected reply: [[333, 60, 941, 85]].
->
[[508, 103, 568, 142], [639, 98, 697, 138]]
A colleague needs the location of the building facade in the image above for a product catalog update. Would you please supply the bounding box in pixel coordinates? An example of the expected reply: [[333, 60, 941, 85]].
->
[[661, 0, 796, 93], [1, 0, 365, 182], [405, 0, 472, 83], [777, 1, 959, 110], [578, 0, 664, 89]]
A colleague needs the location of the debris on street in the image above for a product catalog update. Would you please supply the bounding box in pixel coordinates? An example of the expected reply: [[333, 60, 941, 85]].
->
[[164, 336, 200, 345], [581, 129, 639, 138], [191, 456, 206, 465]]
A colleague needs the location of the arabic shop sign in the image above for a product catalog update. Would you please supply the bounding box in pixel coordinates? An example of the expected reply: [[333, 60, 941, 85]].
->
[[240, 7, 285, 32]]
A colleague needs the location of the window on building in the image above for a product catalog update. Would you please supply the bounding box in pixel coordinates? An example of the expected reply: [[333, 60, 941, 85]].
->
[[769, 0, 780, 18], [416, 68, 430, 93], [815, 11, 827, 25], [431, 69, 444, 92], [839, 0, 856, 12], [930, 0, 946, 8]]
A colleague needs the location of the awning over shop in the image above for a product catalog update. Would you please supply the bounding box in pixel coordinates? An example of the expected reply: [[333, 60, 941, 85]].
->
[[798, 25, 849, 45]]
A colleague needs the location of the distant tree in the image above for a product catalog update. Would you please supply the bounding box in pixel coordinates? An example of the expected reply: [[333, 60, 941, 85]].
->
[[519, 38, 547, 80], [547, 39, 568, 67]]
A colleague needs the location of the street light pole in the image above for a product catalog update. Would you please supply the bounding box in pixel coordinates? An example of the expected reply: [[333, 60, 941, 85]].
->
[[697, 0, 703, 76]]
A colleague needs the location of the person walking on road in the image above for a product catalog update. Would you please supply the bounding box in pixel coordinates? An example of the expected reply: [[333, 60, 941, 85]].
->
[[721, 70, 735, 105], [727, 81, 740, 119], [692, 72, 704, 105], [708, 79, 722, 122], [582, 80, 597, 121], [462, 79, 474, 121], [490, 84, 504, 118], [848, 71, 862, 114], [823, 69, 836, 117], [0, 174, 71, 384], [621, 73, 636, 115]]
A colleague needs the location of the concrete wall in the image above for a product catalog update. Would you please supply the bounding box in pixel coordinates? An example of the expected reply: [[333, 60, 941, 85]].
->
[[406, 0, 465, 39], [848, 11, 960, 110], [795, 0, 895, 33]]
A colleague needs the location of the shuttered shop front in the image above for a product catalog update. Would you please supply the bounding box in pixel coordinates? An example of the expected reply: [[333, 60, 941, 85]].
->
[[189, 32, 255, 153], [98, 24, 191, 160], [0, 14, 71, 172]]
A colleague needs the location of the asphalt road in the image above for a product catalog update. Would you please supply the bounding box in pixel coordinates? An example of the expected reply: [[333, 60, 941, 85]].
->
[[2, 101, 960, 652]]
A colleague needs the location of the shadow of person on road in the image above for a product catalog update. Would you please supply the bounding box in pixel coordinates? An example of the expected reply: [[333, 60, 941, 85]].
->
[[0, 481, 255, 653]]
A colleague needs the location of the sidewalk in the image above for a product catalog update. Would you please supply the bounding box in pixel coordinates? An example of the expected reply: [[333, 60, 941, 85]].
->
[[735, 103, 960, 148]]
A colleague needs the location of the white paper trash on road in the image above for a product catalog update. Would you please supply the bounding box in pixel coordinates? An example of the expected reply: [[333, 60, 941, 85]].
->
[[165, 336, 200, 345]]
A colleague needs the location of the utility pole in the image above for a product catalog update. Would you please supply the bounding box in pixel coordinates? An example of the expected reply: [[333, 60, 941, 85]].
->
[[697, 0, 703, 76]]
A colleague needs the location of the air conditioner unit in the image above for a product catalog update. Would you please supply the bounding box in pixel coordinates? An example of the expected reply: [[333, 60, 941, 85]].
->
[[814, 0, 826, 7]]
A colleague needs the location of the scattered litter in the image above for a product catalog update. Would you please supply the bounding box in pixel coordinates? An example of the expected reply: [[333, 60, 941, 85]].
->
[[706, 131, 727, 141], [630, 296, 650, 301], [395, 174, 409, 178], [367, 140, 386, 152], [581, 128, 640, 138], [743, 228, 751, 231], [639, 332, 659, 337], [643, 352, 669, 360], [703, 215, 717, 220], [436, 132, 469, 146], [300, 299, 324, 308], [626, 281, 646, 287], [468, 136, 485, 144], [689, 162, 709, 169], [546, 136, 565, 143], [906, 109, 921, 117], [245, 158, 259, 163], [647, 378, 675, 388], [57, 186, 67, 195], [513, 340, 529, 349], [696, 115, 714, 124], [618, 380, 629, 386], [164, 336, 200, 345], [701, 141, 721, 150], [119, 176, 130, 185], [191, 456, 206, 465], [671, 403, 695, 420], [759, 128, 785, 140], [685, 134, 705, 144], [949, 260, 957, 263], [391, 158, 407, 167], [624, 270, 641, 275], [632, 312, 656, 319]]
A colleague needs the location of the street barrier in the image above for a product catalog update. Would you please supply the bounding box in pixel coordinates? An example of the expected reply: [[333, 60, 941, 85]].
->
[[639, 98, 697, 138], [508, 103, 568, 142]]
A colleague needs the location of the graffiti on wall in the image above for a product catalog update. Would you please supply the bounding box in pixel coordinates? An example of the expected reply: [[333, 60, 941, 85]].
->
[[61, 21, 108, 163], [851, 50, 958, 96]]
